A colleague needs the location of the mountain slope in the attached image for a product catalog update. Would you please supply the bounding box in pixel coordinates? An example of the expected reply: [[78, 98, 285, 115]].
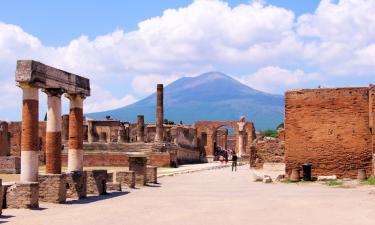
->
[[86, 72, 284, 130]]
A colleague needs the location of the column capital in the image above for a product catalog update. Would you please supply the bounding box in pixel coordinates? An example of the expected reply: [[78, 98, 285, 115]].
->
[[64, 93, 87, 100], [17, 82, 38, 90], [43, 88, 64, 97]]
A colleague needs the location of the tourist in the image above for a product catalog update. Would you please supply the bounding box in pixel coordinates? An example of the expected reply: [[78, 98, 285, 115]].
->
[[231, 152, 238, 172], [224, 150, 229, 164]]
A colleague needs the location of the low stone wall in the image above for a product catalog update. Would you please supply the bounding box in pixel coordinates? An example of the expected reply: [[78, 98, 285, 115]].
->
[[65, 171, 87, 199], [176, 148, 200, 164], [0, 156, 20, 174], [6, 182, 39, 209], [38, 174, 67, 203], [129, 156, 147, 187], [253, 137, 284, 168], [146, 166, 157, 184], [86, 170, 107, 195], [62, 152, 172, 167], [116, 171, 135, 189]]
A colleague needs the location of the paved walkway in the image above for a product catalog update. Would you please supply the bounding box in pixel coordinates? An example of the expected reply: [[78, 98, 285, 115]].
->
[[2, 165, 375, 225]]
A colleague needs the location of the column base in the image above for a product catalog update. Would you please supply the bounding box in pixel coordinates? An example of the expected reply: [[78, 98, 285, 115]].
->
[[38, 174, 67, 203], [146, 166, 158, 184], [5, 182, 39, 209], [116, 171, 135, 189], [86, 170, 107, 195], [65, 171, 87, 199], [106, 182, 121, 191]]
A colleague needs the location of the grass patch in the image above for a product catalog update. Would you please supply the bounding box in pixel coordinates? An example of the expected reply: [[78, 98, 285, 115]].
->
[[324, 180, 343, 186], [362, 178, 375, 185]]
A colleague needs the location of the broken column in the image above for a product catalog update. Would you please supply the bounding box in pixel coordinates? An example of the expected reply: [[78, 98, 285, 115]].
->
[[137, 115, 145, 142], [155, 84, 164, 142], [19, 83, 39, 182], [45, 89, 63, 174], [66, 94, 84, 172], [128, 153, 148, 186]]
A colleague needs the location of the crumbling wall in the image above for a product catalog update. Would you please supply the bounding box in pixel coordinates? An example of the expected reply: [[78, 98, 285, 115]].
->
[[253, 137, 284, 168], [285, 87, 373, 178]]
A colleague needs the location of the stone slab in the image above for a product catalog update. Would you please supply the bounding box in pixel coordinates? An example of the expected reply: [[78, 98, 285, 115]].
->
[[6, 182, 39, 209], [146, 166, 158, 184], [38, 174, 67, 203], [116, 171, 135, 189]]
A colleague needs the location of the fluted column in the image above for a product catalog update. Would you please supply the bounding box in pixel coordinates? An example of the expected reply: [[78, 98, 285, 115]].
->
[[137, 115, 145, 142], [155, 84, 164, 142], [45, 89, 63, 174], [66, 94, 84, 172], [19, 84, 39, 182]]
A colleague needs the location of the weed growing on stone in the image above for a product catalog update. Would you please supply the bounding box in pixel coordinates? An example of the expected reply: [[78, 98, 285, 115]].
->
[[363, 178, 375, 185], [324, 180, 343, 186]]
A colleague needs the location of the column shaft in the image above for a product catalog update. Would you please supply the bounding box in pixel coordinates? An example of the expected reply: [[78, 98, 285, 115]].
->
[[137, 115, 145, 142], [20, 85, 39, 182], [238, 132, 244, 157], [45, 91, 62, 174], [67, 95, 84, 172], [155, 84, 164, 142]]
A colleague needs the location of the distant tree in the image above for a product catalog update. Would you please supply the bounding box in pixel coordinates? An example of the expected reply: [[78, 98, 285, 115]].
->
[[163, 119, 175, 125], [259, 130, 278, 138], [44, 113, 47, 121], [180, 120, 183, 125], [277, 122, 284, 130], [106, 115, 111, 120]]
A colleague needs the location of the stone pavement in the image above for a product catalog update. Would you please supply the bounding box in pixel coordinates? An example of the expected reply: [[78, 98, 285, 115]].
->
[[2, 165, 375, 225]]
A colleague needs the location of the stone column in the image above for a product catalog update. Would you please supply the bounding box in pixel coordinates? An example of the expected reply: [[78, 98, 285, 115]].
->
[[45, 89, 63, 174], [66, 94, 84, 172], [19, 84, 39, 182], [238, 131, 244, 157], [137, 115, 145, 142], [155, 84, 164, 142]]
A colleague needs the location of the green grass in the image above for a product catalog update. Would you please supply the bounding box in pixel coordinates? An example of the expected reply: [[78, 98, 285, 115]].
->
[[362, 178, 375, 185], [324, 180, 343, 186]]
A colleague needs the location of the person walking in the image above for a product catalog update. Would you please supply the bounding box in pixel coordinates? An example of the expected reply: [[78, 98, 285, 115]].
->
[[231, 152, 238, 172]]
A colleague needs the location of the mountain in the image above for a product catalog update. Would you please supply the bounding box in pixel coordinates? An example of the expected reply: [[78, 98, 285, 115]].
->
[[86, 72, 284, 130]]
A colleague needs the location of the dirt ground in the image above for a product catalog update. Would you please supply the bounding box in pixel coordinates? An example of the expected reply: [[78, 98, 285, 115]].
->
[[2, 164, 375, 225]]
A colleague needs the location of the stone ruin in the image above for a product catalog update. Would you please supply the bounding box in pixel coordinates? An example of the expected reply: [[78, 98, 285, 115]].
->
[[284, 86, 375, 178]]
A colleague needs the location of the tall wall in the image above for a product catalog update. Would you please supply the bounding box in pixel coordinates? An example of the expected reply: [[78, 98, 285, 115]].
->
[[285, 87, 373, 178]]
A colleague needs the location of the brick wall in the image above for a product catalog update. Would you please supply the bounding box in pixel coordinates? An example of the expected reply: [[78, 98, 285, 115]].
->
[[253, 137, 284, 168], [285, 87, 373, 178]]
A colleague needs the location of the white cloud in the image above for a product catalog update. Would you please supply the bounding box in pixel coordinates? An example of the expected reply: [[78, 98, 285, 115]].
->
[[131, 74, 179, 95], [84, 84, 137, 113], [239, 67, 322, 93], [1, 0, 375, 120]]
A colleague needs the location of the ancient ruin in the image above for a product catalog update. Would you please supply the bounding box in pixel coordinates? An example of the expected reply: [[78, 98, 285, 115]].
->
[[285, 86, 375, 178], [195, 117, 256, 162]]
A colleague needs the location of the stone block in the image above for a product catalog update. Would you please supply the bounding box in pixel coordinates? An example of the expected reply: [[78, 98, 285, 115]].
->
[[146, 166, 158, 184], [128, 155, 147, 186], [116, 171, 135, 189], [0, 156, 21, 174], [65, 171, 87, 199], [106, 182, 121, 191], [6, 182, 39, 209], [107, 172, 114, 182], [38, 174, 67, 203], [86, 170, 107, 195]]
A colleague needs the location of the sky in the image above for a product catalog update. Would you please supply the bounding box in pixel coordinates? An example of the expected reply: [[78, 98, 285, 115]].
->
[[0, 0, 374, 120]]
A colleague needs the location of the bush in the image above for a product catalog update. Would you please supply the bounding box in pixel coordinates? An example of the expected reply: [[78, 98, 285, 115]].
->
[[259, 129, 278, 138]]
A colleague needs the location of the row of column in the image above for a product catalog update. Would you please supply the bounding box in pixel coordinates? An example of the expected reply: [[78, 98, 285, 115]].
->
[[20, 84, 85, 182]]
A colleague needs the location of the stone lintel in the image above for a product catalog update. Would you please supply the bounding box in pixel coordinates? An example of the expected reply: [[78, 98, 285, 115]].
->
[[16, 60, 90, 96]]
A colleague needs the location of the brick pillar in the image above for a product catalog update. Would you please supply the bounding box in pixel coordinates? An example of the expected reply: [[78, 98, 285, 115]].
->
[[66, 94, 84, 172], [238, 131, 244, 157], [369, 85, 375, 176], [61, 115, 69, 143], [128, 154, 147, 186], [137, 115, 145, 142], [155, 84, 164, 142], [45, 89, 63, 174], [0, 121, 10, 156], [19, 84, 39, 182]]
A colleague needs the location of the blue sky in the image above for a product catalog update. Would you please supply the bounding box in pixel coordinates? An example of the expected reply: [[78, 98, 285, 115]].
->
[[0, 0, 374, 120]]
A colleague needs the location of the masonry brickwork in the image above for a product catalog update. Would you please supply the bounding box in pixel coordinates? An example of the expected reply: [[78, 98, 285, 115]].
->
[[86, 170, 107, 195], [116, 171, 136, 189], [38, 174, 67, 203], [5, 182, 39, 209], [285, 87, 375, 178]]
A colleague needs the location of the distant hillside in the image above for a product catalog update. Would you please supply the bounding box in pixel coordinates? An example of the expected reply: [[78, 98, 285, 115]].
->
[[86, 72, 284, 130]]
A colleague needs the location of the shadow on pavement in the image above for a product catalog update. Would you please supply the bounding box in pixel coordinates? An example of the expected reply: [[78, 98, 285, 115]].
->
[[65, 191, 130, 205]]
